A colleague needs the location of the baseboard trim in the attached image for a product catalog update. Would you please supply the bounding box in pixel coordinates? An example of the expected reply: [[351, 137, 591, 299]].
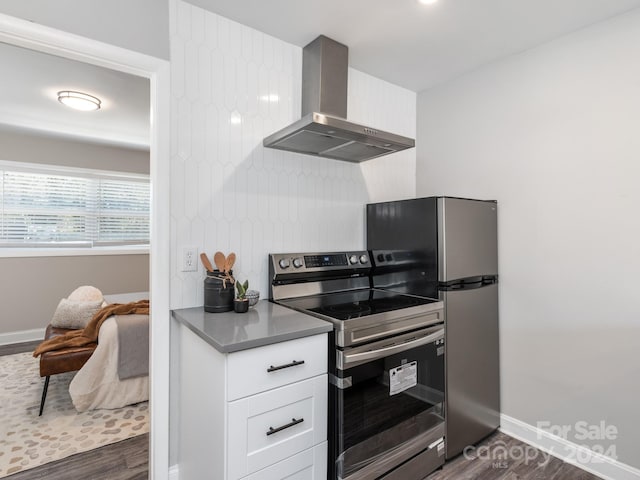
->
[[500, 414, 640, 480], [168, 464, 179, 480], [0, 328, 45, 346]]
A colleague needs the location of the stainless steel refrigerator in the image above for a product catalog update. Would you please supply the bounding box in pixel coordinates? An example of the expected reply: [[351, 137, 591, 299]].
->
[[366, 196, 500, 459]]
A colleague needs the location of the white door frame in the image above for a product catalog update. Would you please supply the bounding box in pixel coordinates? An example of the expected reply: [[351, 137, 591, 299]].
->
[[0, 13, 171, 480]]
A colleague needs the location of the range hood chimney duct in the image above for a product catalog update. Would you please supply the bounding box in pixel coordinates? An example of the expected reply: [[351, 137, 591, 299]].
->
[[302, 35, 348, 118], [263, 35, 415, 163]]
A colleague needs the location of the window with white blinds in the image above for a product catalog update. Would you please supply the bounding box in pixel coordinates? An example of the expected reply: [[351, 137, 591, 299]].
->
[[0, 161, 150, 248]]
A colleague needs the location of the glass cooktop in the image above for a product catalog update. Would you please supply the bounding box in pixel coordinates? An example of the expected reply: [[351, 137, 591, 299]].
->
[[279, 289, 439, 321]]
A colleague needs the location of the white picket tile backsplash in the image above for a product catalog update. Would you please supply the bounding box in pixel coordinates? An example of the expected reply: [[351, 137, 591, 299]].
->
[[170, 1, 416, 308]]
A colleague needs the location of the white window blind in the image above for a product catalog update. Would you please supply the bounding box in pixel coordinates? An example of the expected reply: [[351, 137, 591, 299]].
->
[[0, 161, 150, 248]]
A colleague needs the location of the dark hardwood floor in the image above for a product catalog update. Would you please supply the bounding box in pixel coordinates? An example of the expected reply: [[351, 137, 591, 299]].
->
[[2, 342, 600, 480], [6, 434, 149, 480], [428, 432, 602, 480], [0, 340, 40, 356]]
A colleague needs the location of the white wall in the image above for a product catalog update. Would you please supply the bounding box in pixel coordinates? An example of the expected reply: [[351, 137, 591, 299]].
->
[[0, 1, 169, 60], [350, 70, 416, 203], [168, 1, 416, 466], [417, 8, 640, 469], [0, 128, 149, 173]]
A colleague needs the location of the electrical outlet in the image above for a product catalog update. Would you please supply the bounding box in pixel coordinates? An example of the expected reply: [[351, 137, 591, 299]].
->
[[181, 246, 198, 272]]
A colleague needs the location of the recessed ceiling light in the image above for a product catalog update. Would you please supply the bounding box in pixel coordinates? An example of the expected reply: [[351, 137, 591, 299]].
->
[[57, 91, 101, 111], [418, 0, 438, 4]]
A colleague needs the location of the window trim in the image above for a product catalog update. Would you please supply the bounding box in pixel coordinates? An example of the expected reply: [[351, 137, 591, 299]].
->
[[0, 159, 150, 249], [0, 159, 150, 182], [0, 244, 150, 258]]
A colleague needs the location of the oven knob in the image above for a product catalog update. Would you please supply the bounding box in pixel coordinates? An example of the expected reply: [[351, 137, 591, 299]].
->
[[349, 255, 358, 265], [377, 253, 385, 262], [293, 257, 304, 268], [278, 258, 290, 269], [360, 254, 369, 264]]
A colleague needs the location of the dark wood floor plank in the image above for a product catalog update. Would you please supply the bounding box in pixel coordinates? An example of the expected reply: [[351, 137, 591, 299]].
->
[[550, 462, 603, 480], [0, 340, 40, 356], [427, 432, 602, 480], [124, 443, 151, 470], [6, 434, 149, 480], [517, 451, 565, 479]]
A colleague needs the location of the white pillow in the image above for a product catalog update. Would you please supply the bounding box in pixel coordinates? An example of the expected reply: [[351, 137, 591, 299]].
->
[[67, 285, 104, 303], [50, 298, 104, 329]]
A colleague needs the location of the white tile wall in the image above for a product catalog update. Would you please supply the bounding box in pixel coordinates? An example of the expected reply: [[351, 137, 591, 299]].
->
[[349, 68, 417, 203], [170, 1, 417, 307]]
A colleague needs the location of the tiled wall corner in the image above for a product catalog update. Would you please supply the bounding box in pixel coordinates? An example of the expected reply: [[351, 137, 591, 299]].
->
[[170, 1, 417, 308]]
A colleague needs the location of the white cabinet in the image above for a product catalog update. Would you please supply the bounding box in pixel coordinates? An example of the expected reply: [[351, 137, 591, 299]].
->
[[178, 324, 328, 480], [244, 443, 327, 480], [228, 375, 327, 479], [227, 334, 327, 401]]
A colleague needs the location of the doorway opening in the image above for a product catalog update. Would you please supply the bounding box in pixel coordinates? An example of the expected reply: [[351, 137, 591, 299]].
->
[[0, 13, 170, 480]]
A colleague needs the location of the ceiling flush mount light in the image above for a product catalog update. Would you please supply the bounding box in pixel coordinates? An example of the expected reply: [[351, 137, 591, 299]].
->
[[57, 91, 101, 111], [418, 0, 438, 4]]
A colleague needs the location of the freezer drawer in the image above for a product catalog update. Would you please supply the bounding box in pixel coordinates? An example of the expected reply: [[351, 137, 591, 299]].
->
[[443, 283, 500, 458]]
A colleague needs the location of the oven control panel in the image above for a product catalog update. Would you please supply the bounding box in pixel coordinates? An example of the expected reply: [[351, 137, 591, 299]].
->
[[305, 254, 348, 268], [270, 251, 370, 274]]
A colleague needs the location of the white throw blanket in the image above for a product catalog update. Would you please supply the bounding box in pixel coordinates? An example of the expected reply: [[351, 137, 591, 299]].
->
[[69, 316, 149, 412]]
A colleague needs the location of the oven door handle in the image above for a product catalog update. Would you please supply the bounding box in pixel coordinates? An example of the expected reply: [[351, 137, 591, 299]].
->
[[341, 327, 444, 368]]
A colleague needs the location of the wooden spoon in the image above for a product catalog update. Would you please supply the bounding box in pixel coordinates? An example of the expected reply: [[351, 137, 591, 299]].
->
[[200, 253, 214, 272], [226, 252, 236, 273], [213, 251, 226, 272]]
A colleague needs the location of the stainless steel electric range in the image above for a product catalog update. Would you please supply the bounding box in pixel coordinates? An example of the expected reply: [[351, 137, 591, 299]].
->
[[269, 251, 446, 480]]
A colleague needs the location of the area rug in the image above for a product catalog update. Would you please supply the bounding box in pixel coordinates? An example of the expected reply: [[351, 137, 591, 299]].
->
[[0, 352, 148, 477]]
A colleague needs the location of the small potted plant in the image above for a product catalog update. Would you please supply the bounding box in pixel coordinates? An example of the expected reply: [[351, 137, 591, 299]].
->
[[234, 279, 250, 313]]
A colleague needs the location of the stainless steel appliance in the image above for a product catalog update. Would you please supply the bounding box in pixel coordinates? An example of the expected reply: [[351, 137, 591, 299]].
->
[[263, 36, 415, 163], [269, 251, 446, 479], [366, 196, 500, 459]]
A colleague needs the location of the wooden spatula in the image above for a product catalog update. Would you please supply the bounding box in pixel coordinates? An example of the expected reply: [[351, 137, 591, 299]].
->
[[200, 253, 214, 272], [225, 252, 236, 273], [213, 251, 226, 272]]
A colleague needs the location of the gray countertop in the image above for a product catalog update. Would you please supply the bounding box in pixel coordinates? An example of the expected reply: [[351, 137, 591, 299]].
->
[[172, 300, 333, 353]]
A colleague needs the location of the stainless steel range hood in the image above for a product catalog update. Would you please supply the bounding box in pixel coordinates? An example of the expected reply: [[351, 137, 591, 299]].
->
[[263, 36, 415, 163]]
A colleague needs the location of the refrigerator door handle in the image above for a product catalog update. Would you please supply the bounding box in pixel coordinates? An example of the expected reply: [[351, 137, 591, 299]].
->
[[440, 275, 499, 291], [482, 275, 498, 285]]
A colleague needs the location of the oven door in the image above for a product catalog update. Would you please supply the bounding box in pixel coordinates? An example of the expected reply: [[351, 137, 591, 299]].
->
[[330, 324, 445, 480]]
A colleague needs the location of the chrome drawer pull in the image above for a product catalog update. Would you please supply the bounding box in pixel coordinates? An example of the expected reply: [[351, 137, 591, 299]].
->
[[267, 360, 305, 372], [266, 417, 304, 436]]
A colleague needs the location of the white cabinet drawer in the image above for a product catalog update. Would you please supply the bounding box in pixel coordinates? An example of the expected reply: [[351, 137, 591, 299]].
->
[[227, 334, 327, 401], [245, 442, 327, 480], [228, 375, 327, 480]]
